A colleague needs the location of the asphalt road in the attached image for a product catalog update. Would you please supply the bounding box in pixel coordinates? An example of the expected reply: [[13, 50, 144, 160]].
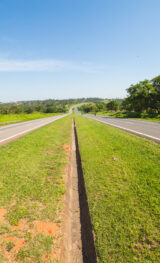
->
[[0, 114, 68, 145], [83, 114, 160, 143]]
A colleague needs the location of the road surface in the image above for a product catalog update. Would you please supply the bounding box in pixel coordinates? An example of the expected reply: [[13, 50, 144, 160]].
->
[[82, 114, 160, 143], [0, 114, 68, 145]]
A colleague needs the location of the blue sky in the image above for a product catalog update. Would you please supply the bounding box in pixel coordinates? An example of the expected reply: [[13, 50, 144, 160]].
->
[[0, 0, 160, 102]]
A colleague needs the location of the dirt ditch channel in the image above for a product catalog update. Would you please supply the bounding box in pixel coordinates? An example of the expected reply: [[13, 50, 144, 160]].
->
[[61, 118, 97, 263]]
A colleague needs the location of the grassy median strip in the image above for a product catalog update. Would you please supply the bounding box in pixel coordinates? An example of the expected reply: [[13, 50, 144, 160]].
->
[[0, 115, 72, 262], [75, 114, 160, 263]]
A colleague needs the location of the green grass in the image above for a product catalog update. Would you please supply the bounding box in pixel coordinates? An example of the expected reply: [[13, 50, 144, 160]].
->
[[93, 111, 160, 122], [75, 114, 160, 263], [0, 112, 62, 125], [0, 115, 72, 262], [16, 234, 53, 262]]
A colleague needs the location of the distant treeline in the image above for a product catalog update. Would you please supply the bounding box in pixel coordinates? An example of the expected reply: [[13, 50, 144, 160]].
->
[[1, 74, 159, 116], [79, 100, 120, 113], [0, 100, 67, 114], [79, 75, 160, 115], [0, 98, 106, 115]]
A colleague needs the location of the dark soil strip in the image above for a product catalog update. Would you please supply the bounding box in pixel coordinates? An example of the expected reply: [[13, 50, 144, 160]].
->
[[74, 118, 97, 263]]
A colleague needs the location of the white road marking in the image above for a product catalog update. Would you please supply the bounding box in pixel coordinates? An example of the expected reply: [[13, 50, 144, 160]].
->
[[106, 120, 134, 125], [87, 117, 160, 142], [0, 115, 65, 144]]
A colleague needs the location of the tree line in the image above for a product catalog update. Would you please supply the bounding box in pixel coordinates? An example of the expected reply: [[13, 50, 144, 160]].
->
[[1, 75, 159, 115], [79, 100, 120, 113], [0, 102, 67, 115], [79, 75, 160, 115], [0, 98, 104, 115]]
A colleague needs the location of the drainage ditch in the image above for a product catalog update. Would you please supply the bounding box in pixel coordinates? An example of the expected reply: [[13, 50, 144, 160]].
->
[[73, 118, 97, 263], [62, 118, 97, 263]]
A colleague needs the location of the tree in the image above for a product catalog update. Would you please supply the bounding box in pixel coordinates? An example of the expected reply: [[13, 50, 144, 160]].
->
[[121, 97, 133, 111], [96, 104, 104, 111], [151, 76, 160, 113], [24, 106, 34, 114], [106, 100, 119, 111], [44, 106, 57, 113], [92, 105, 98, 115], [125, 80, 155, 113], [79, 104, 93, 113], [122, 77, 160, 114], [152, 75, 160, 92]]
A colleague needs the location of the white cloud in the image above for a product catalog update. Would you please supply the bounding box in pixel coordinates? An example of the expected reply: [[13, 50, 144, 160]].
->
[[0, 59, 101, 73], [0, 59, 67, 72]]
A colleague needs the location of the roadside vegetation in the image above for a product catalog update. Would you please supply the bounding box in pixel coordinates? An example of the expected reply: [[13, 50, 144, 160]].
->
[[0, 98, 105, 125], [0, 115, 72, 262], [78, 74, 160, 122], [79, 104, 160, 122], [0, 101, 67, 115], [75, 114, 160, 263], [0, 97, 104, 116], [96, 111, 160, 122], [0, 112, 62, 125]]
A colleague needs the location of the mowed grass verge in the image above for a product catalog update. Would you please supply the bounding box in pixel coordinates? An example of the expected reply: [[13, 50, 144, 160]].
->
[[94, 111, 160, 123], [75, 114, 160, 263], [0, 115, 72, 262], [0, 112, 62, 125]]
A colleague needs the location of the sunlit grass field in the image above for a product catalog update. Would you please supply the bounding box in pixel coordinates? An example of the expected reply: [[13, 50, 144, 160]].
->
[[0, 115, 72, 262], [75, 114, 160, 263], [93, 111, 160, 122], [0, 112, 62, 125]]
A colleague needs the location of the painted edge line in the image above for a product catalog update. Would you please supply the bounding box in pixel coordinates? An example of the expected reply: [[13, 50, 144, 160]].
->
[[85, 116, 160, 142], [0, 114, 66, 131], [0, 115, 65, 144]]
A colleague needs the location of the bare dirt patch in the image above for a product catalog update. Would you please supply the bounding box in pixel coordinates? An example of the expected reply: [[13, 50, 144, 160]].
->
[[0, 234, 25, 263], [0, 208, 7, 218], [63, 144, 70, 155], [11, 218, 58, 237], [42, 252, 57, 262], [31, 220, 58, 237], [0, 214, 61, 262], [1, 236, 25, 252]]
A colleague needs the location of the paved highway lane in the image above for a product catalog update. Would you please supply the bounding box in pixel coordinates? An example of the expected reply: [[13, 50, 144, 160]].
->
[[83, 114, 160, 143], [0, 114, 68, 145]]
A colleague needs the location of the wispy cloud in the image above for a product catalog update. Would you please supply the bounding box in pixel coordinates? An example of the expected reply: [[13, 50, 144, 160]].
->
[[0, 59, 101, 73]]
